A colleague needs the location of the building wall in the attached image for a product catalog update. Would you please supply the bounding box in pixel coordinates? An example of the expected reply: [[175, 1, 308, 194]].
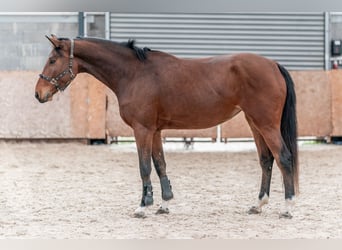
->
[[110, 12, 326, 70], [0, 12, 105, 71]]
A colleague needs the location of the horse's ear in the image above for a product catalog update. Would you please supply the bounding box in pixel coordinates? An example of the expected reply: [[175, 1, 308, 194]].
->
[[45, 34, 62, 49]]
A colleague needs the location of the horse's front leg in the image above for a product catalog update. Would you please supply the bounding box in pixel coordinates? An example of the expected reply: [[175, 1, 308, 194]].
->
[[152, 130, 173, 214], [133, 125, 154, 218]]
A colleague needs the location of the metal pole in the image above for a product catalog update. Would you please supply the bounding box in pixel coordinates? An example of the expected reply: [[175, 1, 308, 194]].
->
[[83, 12, 88, 37], [78, 12, 85, 37], [216, 125, 222, 144], [324, 12, 330, 70], [105, 12, 110, 40]]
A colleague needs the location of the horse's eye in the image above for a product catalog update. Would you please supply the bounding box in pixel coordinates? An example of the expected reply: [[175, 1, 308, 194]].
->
[[49, 59, 56, 64]]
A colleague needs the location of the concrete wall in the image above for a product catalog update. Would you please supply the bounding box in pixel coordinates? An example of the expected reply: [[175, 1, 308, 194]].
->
[[0, 71, 105, 139]]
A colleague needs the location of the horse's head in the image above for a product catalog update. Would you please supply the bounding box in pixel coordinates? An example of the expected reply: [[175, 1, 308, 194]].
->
[[35, 34, 78, 103]]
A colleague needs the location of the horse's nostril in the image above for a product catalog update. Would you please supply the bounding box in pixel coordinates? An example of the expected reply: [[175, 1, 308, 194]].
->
[[35, 92, 40, 100]]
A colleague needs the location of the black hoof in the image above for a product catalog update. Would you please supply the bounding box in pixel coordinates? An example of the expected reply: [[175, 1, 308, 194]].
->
[[156, 207, 169, 215], [279, 211, 293, 219], [248, 206, 261, 214]]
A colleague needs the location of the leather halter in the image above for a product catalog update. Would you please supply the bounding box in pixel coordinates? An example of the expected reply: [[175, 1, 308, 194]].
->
[[39, 39, 75, 91]]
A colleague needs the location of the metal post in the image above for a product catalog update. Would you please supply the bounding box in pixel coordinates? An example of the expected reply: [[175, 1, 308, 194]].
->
[[216, 125, 222, 144], [105, 12, 110, 40], [324, 12, 330, 70], [83, 12, 88, 37], [78, 12, 85, 37]]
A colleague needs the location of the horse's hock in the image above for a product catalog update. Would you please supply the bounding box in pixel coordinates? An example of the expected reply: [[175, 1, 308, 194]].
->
[[0, 70, 341, 140]]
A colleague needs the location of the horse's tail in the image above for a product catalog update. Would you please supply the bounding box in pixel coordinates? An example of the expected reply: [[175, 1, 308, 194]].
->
[[277, 63, 299, 195]]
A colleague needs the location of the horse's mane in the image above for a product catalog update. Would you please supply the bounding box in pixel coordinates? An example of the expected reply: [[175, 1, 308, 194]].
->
[[123, 39, 151, 61], [74, 37, 151, 62]]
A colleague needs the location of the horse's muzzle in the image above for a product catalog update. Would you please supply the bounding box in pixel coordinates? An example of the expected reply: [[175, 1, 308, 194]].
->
[[35, 91, 50, 103]]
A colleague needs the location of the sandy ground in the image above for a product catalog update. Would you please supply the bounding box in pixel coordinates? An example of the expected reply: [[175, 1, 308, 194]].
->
[[0, 141, 341, 239]]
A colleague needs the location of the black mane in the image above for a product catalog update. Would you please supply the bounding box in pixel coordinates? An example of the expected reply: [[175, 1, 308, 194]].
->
[[76, 36, 151, 62], [121, 39, 151, 61]]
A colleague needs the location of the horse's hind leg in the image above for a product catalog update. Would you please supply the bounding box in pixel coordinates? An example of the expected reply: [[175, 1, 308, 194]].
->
[[254, 125, 296, 218], [246, 121, 274, 215], [152, 130, 174, 214]]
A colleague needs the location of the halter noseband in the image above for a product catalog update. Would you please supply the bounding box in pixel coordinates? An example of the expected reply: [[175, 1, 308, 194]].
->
[[39, 39, 75, 91]]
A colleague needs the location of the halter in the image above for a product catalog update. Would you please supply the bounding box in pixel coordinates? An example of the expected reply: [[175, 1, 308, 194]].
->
[[39, 39, 76, 91]]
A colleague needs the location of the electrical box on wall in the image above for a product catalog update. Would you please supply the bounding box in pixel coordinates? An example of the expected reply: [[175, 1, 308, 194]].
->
[[331, 40, 342, 56]]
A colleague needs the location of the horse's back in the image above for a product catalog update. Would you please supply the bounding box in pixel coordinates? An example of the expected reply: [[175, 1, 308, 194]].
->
[[129, 51, 286, 130]]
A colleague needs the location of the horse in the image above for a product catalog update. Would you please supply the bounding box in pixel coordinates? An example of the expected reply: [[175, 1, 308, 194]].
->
[[35, 35, 298, 219]]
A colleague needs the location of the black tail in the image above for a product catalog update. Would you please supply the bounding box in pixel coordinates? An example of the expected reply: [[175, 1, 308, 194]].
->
[[277, 63, 299, 195]]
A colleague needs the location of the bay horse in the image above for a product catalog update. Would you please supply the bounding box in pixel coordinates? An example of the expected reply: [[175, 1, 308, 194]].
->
[[35, 35, 298, 219]]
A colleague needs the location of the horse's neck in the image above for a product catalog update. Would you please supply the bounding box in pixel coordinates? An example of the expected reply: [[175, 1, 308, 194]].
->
[[76, 41, 136, 95]]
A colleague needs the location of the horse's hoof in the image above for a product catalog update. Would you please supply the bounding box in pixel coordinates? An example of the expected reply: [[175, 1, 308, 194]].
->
[[279, 211, 293, 219], [156, 207, 169, 215], [134, 207, 147, 218], [248, 206, 261, 214], [133, 211, 146, 218]]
